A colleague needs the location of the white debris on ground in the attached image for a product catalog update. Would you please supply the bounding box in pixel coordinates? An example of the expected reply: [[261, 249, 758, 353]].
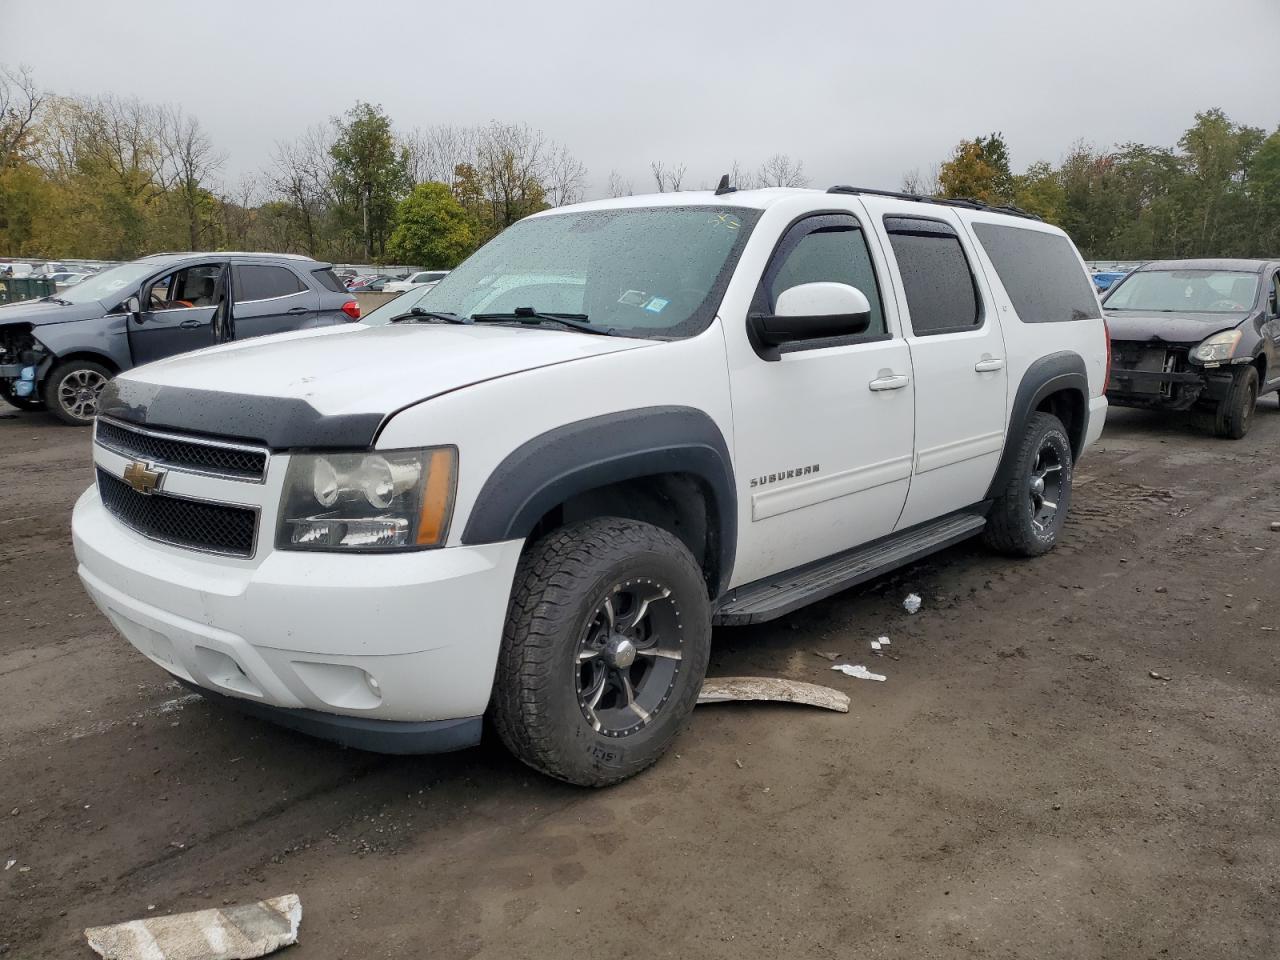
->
[[698, 677, 850, 713], [870, 635, 891, 654], [903, 593, 922, 614], [832, 664, 887, 682], [84, 894, 301, 960]]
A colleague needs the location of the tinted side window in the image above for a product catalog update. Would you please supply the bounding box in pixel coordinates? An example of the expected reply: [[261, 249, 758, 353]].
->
[[234, 265, 305, 302], [1270, 272, 1280, 316], [972, 223, 1101, 322], [767, 221, 885, 336], [312, 268, 345, 294], [884, 217, 980, 336]]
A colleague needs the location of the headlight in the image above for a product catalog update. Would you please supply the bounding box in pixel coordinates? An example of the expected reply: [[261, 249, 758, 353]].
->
[[1192, 329, 1242, 363], [276, 447, 457, 551]]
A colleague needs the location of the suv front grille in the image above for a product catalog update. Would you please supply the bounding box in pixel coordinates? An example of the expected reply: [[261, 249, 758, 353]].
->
[[95, 418, 268, 481], [96, 467, 258, 558]]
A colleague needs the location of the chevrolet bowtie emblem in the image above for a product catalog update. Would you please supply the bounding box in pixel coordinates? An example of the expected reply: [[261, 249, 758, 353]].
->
[[123, 461, 165, 495]]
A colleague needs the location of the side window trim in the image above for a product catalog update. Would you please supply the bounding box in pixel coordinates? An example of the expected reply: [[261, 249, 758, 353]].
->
[[750, 210, 892, 359], [883, 213, 986, 338]]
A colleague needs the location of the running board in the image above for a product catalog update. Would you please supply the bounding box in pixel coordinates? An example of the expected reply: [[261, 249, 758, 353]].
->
[[713, 513, 987, 626]]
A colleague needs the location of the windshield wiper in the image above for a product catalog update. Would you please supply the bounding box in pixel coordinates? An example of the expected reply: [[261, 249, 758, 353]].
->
[[470, 307, 615, 336], [388, 307, 471, 325], [40, 296, 73, 305]]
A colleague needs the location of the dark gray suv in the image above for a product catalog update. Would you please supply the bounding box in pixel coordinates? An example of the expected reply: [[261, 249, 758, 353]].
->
[[0, 252, 360, 424]]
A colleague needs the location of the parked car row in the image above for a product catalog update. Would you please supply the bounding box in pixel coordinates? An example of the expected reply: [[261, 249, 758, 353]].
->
[[5, 186, 1275, 787]]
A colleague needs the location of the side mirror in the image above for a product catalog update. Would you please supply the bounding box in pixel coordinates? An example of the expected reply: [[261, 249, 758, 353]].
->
[[125, 296, 141, 315], [749, 282, 872, 359]]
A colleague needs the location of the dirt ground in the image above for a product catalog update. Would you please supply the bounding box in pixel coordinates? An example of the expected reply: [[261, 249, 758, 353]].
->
[[2, 396, 1279, 960]]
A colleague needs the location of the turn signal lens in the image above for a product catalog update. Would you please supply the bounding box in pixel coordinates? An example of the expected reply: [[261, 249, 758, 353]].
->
[[416, 448, 458, 546], [341, 300, 361, 320]]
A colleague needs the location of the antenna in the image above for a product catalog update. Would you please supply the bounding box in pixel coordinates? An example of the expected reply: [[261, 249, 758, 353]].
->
[[714, 174, 736, 196]]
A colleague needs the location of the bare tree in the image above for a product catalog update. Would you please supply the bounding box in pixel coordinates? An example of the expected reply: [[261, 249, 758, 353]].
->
[[218, 175, 260, 249], [156, 104, 225, 248], [0, 64, 44, 170], [900, 164, 941, 197], [478, 121, 547, 227], [728, 160, 758, 191], [401, 124, 479, 190], [756, 153, 809, 188], [606, 169, 634, 197], [267, 124, 334, 256], [650, 160, 686, 193], [544, 142, 587, 207]]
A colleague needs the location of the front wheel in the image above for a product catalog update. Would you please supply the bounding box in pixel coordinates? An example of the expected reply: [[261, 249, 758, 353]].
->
[[1213, 366, 1257, 439], [42, 359, 112, 425], [0, 382, 44, 411], [491, 518, 712, 787], [983, 412, 1074, 557]]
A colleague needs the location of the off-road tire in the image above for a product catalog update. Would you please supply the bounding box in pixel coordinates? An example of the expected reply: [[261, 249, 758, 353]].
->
[[42, 359, 112, 426], [1213, 365, 1257, 439], [491, 518, 711, 787], [983, 411, 1073, 558]]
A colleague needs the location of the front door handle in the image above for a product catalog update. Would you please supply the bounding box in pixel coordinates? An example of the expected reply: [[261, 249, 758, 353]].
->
[[868, 374, 910, 391], [974, 357, 1006, 373], [286, 306, 308, 315], [179, 319, 203, 329]]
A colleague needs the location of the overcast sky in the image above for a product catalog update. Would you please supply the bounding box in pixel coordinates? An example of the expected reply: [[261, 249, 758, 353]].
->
[[4, 0, 1278, 199]]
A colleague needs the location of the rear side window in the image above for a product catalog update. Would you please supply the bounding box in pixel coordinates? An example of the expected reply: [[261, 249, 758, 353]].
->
[[972, 223, 1101, 322], [234, 264, 305, 302], [884, 217, 981, 336], [312, 268, 346, 294], [766, 218, 886, 337]]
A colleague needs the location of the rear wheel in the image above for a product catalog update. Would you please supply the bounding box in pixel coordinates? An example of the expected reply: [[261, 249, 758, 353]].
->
[[1213, 366, 1257, 439], [491, 518, 711, 787], [42, 359, 111, 426], [983, 412, 1074, 557]]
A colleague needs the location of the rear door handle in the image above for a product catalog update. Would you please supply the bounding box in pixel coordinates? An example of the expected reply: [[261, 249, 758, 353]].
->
[[286, 306, 308, 315], [179, 319, 203, 329], [974, 357, 1006, 373], [868, 374, 910, 391]]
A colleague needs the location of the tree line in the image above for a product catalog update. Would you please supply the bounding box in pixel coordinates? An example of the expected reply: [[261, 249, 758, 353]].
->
[[905, 109, 1280, 260], [2, 64, 1276, 268]]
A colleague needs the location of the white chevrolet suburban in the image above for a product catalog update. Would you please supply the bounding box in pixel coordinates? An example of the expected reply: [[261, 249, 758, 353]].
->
[[72, 185, 1109, 786]]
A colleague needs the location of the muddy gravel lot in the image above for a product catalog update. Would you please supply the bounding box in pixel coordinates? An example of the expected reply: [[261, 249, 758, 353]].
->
[[2, 398, 1279, 959]]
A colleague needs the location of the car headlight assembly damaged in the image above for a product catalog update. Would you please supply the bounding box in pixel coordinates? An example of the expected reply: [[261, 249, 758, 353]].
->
[[276, 447, 458, 551], [1191, 329, 1243, 364]]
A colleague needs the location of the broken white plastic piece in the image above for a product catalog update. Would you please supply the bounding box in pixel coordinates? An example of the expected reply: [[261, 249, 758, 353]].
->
[[698, 676, 850, 712], [878, 636, 891, 646], [870, 640, 882, 652], [832, 664, 887, 682], [903, 593, 922, 614], [85, 893, 301, 960]]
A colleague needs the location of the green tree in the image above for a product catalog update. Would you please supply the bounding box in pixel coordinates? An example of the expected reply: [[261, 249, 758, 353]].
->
[[938, 134, 1014, 204], [329, 102, 409, 260], [386, 182, 474, 268]]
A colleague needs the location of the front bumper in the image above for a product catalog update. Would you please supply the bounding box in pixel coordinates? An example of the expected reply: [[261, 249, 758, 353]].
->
[[72, 485, 524, 749]]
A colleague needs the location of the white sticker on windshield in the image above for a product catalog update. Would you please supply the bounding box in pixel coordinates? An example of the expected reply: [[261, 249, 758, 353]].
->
[[644, 297, 669, 313], [618, 289, 648, 307]]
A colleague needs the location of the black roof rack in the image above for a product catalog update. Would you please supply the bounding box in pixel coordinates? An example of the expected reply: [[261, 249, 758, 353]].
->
[[826, 185, 1042, 222]]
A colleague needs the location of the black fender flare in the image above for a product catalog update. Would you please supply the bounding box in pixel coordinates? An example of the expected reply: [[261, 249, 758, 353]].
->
[[461, 406, 737, 593], [986, 351, 1088, 499]]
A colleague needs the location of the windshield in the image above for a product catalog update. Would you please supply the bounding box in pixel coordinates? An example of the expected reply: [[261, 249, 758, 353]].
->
[[362, 206, 760, 338], [1104, 269, 1259, 313], [50, 259, 167, 306]]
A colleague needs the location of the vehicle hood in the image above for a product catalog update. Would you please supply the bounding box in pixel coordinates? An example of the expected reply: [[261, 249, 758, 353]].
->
[[113, 322, 655, 420], [0, 298, 105, 327], [1104, 310, 1246, 345]]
